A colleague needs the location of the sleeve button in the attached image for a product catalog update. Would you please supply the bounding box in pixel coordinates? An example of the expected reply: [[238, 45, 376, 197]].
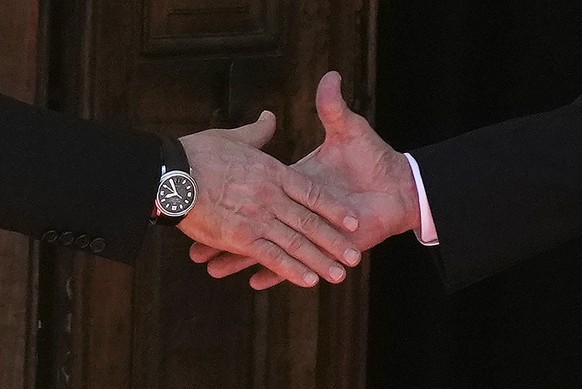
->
[[74, 235, 90, 249], [89, 238, 106, 254], [42, 230, 58, 243], [59, 232, 75, 246]]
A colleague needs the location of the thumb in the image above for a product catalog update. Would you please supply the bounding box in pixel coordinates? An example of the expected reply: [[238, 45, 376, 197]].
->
[[220, 111, 276, 148], [316, 71, 356, 140]]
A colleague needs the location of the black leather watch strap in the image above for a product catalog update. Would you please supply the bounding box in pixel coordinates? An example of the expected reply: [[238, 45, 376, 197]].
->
[[153, 135, 192, 226], [158, 134, 190, 173]]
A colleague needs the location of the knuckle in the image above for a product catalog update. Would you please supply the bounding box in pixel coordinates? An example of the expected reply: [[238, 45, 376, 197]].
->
[[298, 212, 321, 233], [231, 222, 256, 243], [286, 233, 306, 254], [305, 181, 323, 208], [273, 254, 287, 269], [252, 181, 275, 199], [352, 114, 369, 128], [266, 246, 286, 268], [328, 235, 346, 253], [238, 202, 261, 217]]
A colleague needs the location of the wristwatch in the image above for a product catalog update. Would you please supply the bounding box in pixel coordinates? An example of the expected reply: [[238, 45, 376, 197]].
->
[[152, 135, 199, 225]]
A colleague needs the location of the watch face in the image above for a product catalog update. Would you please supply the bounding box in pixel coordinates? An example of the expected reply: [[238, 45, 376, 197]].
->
[[156, 171, 198, 217]]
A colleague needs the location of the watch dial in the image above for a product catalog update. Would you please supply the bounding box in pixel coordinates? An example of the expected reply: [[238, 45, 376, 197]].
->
[[156, 172, 198, 217]]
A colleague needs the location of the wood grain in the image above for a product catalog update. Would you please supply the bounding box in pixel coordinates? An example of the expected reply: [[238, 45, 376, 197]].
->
[[0, 1, 43, 387]]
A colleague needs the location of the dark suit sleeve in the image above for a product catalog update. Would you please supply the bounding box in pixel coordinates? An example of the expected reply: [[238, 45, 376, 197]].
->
[[410, 95, 582, 291], [0, 94, 162, 264]]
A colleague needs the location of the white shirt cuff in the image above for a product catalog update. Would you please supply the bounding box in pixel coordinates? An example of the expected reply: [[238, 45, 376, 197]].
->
[[404, 153, 439, 246]]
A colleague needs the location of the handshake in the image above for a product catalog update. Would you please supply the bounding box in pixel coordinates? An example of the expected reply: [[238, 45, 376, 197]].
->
[[176, 71, 421, 290]]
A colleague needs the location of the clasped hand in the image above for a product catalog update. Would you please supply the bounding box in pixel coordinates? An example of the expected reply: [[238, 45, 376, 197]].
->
[[177, 110, 363, 288], [185, 71, 422, 290]]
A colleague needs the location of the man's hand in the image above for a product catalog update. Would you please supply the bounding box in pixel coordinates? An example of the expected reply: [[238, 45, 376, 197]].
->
[[177, 110, 362, 288], [189, 71, 422, 289]]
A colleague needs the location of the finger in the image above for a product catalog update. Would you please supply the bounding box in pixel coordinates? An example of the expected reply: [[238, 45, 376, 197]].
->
[[205, 254, 288, 290], [261, 220, 347, 284], [274, 199, 361, 268], [282, 168, 360, 233], [248, 238, 321, 288], [250, 269, 285, 290], [189, 242, 223, 263], [206, 252, 257, 278], [218, 110, 276, 148], [316, 71, 361, 140]]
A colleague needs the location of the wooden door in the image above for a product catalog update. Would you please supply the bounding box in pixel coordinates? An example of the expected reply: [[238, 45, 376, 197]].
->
[[37, 0, 377, 388], [0, 1, 48, 387]]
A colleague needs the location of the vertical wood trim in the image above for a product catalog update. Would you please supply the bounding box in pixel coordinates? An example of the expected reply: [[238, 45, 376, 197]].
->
[[24, 241, 40, 389], [131, 229, 162, 389], [315, 1, 376, 388], [366, 0, 378, 125], [252, 292, 269, 389], [25, 0, 52, 386], [0, 0, 41, 102], [34, 0, 50, 107], [83, 259, 134, 389], [263, 1, 376, 388], [263, 1, 332, 388], [53, 1, 136, 387], [22, 0, 41, 103], [0, 233, 32, 388], [38, 1, 93, 387], [0, 1, 44, 387], [70, 256, 86, 389]]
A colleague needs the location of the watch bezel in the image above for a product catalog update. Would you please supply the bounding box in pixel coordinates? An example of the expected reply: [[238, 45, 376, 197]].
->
[[155, 170, 198, 217]]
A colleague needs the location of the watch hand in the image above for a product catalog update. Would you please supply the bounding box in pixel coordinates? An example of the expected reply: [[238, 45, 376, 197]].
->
[[169, 179, 178, 193], [164, 180, 184, 201]]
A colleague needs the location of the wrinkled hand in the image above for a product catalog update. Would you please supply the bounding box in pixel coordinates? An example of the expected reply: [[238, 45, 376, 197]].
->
[[178, 110, 362, 288], [190, 71, 421, 290]]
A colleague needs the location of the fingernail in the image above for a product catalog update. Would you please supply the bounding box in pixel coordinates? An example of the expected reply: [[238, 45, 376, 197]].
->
[[304, 272, 319, 286], [259, 110, 272, 121], [343, 216, 359, 232], [329, 266, 345, 282], [343, 248, 361, 266]]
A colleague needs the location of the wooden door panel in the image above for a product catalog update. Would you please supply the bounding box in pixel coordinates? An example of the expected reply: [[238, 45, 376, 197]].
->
[[129, 59, 233, 129], [54, 0, 375, 387], [128, 57, 284, 134], [144, 0, 281, 53], [158, 231, 255, 388]]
